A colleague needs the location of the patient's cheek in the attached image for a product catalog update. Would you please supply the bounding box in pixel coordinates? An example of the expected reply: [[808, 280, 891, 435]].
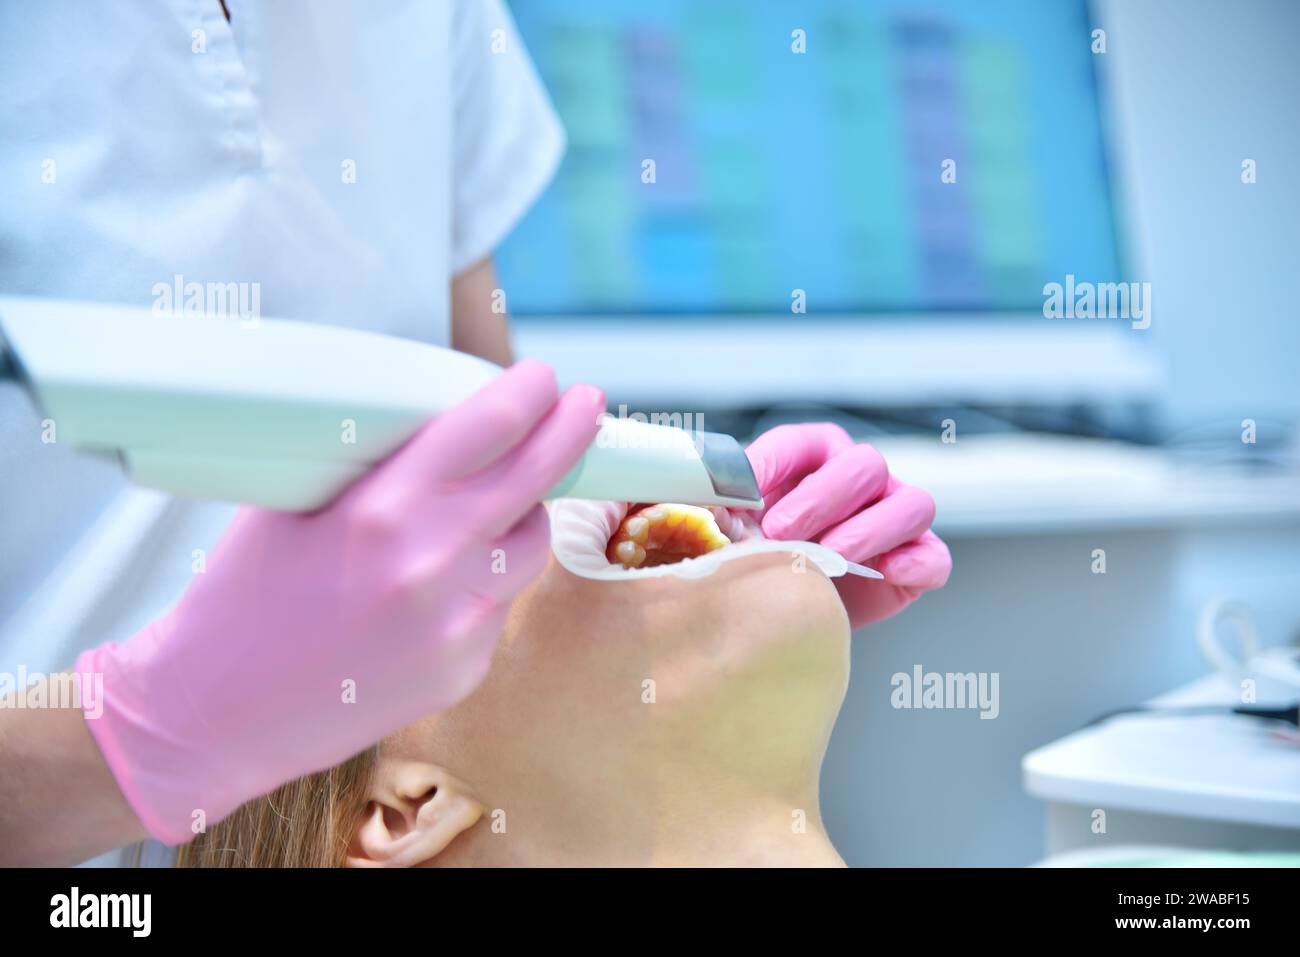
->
[[606, 504, 730, 569]]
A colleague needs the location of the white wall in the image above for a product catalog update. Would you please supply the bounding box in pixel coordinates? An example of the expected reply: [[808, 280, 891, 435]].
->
[[1098, 0, 1300, 432], [820, 0, 1300, 866]]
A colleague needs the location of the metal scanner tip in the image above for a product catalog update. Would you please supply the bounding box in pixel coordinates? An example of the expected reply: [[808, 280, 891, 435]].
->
[[697, 431, 763, 508]]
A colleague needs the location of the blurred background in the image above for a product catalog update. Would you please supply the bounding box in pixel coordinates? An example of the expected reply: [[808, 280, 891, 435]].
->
[[499, 0, 1300, 865]]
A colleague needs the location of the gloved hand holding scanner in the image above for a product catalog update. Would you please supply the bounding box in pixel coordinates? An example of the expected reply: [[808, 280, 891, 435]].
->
[[0, 352, 605, 862]]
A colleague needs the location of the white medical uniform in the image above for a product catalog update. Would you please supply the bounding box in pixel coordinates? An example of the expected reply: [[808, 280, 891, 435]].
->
[[0, 0, 564, 683]]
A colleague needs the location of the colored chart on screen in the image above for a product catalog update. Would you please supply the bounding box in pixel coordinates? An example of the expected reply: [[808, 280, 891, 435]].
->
[[497, 0, 1122, 316]]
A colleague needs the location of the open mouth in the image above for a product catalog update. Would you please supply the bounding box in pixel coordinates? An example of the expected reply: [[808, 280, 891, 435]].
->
[[549, 498, 775, 582], [605, 503, 733, 569], [552, 498, 864, 583]]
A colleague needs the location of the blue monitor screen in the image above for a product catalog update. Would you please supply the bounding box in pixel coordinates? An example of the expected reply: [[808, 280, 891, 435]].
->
[[496, 0, 1122, 316]]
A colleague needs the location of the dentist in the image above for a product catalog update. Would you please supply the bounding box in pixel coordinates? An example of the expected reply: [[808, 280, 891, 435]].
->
[[0, 0, 950, 865], [0, 0, 605, 865]]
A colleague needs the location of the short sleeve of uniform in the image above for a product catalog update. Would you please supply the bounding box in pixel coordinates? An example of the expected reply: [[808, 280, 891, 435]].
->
[[449, 0, 565, 276]]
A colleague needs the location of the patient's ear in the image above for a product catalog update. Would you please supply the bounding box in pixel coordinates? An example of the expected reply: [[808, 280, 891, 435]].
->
[[346, 760, 484, 868]]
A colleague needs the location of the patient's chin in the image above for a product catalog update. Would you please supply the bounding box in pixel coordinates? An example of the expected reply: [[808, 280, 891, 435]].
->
[[549, 525, 851, 722], [693, 550, 851, 683], [642, 551, 852, 785]]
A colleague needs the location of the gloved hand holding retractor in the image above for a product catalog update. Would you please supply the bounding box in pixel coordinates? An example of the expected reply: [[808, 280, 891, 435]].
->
[[744, 423, 952, 628], [74, 359, 605, 845]]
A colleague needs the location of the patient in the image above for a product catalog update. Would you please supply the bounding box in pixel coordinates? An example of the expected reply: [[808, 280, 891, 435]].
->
[[178, 504, 852, 867]]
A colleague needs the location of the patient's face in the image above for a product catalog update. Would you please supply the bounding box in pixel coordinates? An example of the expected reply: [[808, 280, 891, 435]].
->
[[389, 508, 851, 839]]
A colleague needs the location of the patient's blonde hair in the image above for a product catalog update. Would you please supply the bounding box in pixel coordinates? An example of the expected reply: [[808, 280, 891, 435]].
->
[[176, 749, 378, 868]]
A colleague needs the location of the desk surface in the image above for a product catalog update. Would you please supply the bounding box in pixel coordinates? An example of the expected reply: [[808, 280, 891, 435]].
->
[[1022, 674, 1300, 829], [872, 434, 1300, 538]]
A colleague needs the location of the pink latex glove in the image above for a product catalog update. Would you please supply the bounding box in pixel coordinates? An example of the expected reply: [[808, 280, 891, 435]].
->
[[745, 423, 951, 629], [75, 359, 604, 845]]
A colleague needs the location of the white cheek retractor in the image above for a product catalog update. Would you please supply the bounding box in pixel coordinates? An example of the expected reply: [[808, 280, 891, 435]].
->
[[549, 499, 885, 582]]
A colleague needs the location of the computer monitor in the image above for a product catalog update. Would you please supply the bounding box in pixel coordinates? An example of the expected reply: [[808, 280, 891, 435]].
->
[[499, 0, 1125, 315], [500, 0, 1153, 406]]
